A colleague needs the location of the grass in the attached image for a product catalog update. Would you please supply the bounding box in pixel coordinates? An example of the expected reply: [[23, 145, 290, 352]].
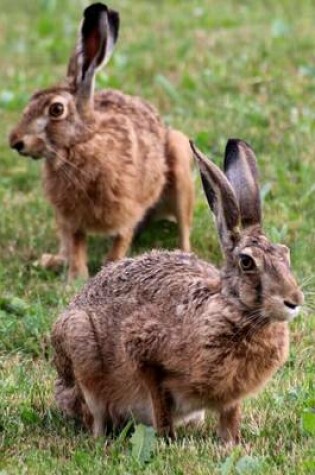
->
[[0, 0, 314, 473]]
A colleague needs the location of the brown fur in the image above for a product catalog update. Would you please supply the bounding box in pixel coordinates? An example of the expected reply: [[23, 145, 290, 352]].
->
[[9, 5, 194, 280], [51, 139, 304, 442]]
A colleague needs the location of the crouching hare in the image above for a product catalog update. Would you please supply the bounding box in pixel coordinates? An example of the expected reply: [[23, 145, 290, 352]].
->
[[9, 3, 194, 280], [51, 139, 303, 443]]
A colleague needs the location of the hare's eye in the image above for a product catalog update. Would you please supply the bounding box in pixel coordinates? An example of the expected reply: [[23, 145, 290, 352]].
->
[[239, 254, 256, 272], [49, 102, 65, 118]]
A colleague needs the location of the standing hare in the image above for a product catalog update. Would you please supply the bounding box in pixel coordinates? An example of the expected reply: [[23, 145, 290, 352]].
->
[[9, 3, 194, 280], [51, 139, 303, 443]]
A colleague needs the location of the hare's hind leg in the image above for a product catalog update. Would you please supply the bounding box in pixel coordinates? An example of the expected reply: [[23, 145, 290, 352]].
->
[[165, 130, 194, 252], [80, 386, 107, 437], [217, 403, 241, 444], [175, 181, 194, 253]]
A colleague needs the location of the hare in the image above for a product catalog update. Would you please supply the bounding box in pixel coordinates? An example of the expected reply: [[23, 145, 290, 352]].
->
[[51, 139, 304, 443], [9, 3, 194, 280]]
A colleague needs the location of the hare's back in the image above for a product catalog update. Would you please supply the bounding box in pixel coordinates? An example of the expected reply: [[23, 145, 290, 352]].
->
[[71, 251, 219, 312], [94, 90, 165, 137], [94, 89, 167, 207]]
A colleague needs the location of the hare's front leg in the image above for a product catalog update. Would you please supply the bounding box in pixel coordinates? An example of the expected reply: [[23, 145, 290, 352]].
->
[[67, 230, 89, 280], [122, 306, 174, 438], [43, 227, 88, 280], [139, 364, 175, 440], [106, 229, 134, 262], [217, 403, 241, 444]]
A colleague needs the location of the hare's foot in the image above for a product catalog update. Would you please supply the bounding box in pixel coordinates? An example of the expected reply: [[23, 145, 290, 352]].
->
[[40, 253, 67, 271], [175, 410, 205, 429], [217, 403, 241, 445]]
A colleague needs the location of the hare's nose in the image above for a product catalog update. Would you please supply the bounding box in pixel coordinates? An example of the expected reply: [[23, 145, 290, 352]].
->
[[284, 290, 304, 310], [284, 300, 297, 310], [11, 140, 25, 152]]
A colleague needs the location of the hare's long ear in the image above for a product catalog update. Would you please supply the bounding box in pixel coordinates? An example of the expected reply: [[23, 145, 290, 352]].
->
[[224, 139, 262, 228], [67, 3, 119, 114], [190, 142, 241, 256]]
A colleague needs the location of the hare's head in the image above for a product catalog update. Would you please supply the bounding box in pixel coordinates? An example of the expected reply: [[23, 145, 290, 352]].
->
[[9, 3, 119, 160], [191, 139, 304, 322]]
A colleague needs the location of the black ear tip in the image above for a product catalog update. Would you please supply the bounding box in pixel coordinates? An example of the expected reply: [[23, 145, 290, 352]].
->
[[108, 9, 119, 22], [225, 138, 252, 154], [84, 3, 108, 19], [224, 138, 255, 167], [226, 138, 242, 148], [82, 3, 120, 42], [108, 9, 120, 39]]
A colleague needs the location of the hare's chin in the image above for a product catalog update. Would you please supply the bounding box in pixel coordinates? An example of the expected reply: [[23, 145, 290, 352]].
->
[[19, 150, 43, 160], [285, 306, 301, 322], [30, 154, 43, 160], [268, 306, 301, 323]]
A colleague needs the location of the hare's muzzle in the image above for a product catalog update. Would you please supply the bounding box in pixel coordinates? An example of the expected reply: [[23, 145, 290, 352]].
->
[[9, 129, 44, 160], [9, 129, 25, 155], [283, 290, 304, 321]]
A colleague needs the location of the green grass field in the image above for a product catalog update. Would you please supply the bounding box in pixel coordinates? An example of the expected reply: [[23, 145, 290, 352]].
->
[[0, 0, 314, 473]]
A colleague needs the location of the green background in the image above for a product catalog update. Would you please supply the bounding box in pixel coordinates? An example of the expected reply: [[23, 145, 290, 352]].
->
[[0, 1, 314, 473]]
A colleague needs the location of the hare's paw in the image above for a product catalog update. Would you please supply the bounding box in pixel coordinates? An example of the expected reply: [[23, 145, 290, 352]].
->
[[175, 410, 205, 429], [216, 404, 241, 445], [157, 423, 176, 442], [39, 253, 67, 271]]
